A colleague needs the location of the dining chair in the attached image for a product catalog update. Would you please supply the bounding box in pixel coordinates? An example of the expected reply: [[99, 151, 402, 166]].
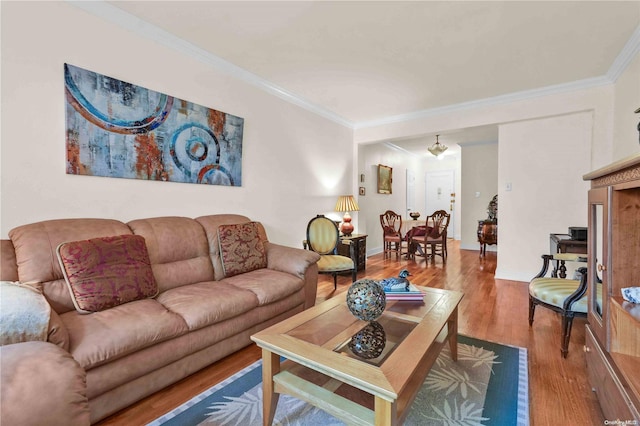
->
[[410, 210, 450, 263], [379, 210, 405, 259], [304, 215, 356, 289], [528, 253, 594, 358]]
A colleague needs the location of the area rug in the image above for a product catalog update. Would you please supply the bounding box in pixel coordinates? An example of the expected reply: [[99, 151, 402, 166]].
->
[[148, 335, 529, 426]]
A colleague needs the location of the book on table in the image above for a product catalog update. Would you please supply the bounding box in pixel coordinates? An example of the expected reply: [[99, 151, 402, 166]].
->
[[384, 283, 425, 301]]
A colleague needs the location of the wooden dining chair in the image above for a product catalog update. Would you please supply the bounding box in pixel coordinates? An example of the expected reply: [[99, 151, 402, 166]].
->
[[379, 210, 405, 259], [410, 210, 450, 263]]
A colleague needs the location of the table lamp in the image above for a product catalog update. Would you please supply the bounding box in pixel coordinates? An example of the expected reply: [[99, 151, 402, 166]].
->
[[335, 195, 359, 236]]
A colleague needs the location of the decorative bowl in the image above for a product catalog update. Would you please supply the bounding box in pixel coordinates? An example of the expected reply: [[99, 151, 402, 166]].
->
[[409, 212, 421, 220], [346, 279, 386, 321]]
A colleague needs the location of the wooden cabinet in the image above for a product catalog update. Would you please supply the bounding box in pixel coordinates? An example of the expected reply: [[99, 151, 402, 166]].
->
[[477, 220, 497, 256], [583, 154, 640, 422], [339, 234, 367, 271]]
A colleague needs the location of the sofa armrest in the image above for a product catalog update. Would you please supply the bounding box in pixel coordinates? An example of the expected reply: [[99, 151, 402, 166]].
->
[[0, 341, 90, 426], [265, 242, 320, 309]]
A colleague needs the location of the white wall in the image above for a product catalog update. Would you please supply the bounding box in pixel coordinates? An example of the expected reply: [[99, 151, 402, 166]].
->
[[0, 2, 354, 248], [353, 83, 619, 281], [613, 53, 640, 158], [460, 142, 498, 250], [354, 84, 615, 170], [496, 112, 592, 281]]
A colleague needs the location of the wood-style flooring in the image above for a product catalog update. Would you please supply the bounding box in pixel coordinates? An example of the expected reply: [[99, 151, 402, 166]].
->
[[98, 241, 604, 425]]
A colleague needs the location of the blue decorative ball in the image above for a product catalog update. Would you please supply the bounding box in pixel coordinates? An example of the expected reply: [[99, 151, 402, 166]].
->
[[346, 279, 386, 321]]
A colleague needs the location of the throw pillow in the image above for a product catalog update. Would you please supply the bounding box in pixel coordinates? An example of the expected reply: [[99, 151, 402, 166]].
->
[[218, 222, 267, 277], [0, 281, 51, 345], [56, 235, 158, 314]]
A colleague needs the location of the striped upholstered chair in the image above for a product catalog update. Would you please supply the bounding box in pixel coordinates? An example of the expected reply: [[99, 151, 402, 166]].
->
[[528, 253, 593, 358], [304, 215, 356, 290]]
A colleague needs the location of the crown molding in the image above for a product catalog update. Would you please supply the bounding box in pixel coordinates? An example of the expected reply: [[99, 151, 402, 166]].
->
[[69, 1, 639, 132], [353, 75, 613, 129], [68, 1, 353, 128], [607, 24, 640, 82], [383, 141, 419, 157]]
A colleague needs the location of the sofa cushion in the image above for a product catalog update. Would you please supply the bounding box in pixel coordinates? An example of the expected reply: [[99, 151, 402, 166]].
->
[[222, 268, 305, 306], [59, 298, 188, 369], [218, 222, 267, 277], [8, 218, 133, 314], [156, 281, 259, 331], [128, 217, 215, 293], [195, 215, 265, 281], [57, 235, 158, 314]]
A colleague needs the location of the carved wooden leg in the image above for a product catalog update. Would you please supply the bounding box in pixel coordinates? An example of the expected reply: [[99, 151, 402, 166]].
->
[[561, 314, 574, 358], [529, 297, 536, 326]]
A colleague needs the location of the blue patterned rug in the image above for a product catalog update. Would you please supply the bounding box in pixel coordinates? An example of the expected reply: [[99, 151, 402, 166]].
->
[[148, 336, 528, 425]]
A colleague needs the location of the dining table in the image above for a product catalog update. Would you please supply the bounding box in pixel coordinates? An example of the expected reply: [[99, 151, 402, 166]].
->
[[400, 219, 431, 258], [400, 219, 428, 237]]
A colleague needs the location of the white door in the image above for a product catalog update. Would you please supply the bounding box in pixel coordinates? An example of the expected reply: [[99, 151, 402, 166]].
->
[[406, 169, 416, 219], [425, 170, 455, 237]]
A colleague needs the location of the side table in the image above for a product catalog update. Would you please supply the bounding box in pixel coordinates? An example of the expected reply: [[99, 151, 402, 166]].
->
[[338, 234, 367, 271], [477, 220, 497, 257]]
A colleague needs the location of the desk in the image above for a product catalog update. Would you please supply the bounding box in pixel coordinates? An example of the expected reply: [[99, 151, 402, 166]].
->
[[550, 234, 587, 278], [339, 234, 367, 271], [550, 233, 587, 254]]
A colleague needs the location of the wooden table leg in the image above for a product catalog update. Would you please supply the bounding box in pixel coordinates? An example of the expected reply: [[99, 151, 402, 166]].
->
[[449, 307, 458, 362], [374, 396, 397, 426], [261, 349, 281, 426]]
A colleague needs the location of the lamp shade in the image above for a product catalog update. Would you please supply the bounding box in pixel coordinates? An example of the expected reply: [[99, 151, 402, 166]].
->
[[335, 195, 359, 236], [335, 195, 359, 212]]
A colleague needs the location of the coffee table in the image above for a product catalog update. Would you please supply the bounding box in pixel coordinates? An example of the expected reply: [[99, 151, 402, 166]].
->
[[250, 286, 463, 426]]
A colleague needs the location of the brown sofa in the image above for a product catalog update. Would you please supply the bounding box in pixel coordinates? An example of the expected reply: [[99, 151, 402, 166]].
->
[[0, 214, 320, 424]]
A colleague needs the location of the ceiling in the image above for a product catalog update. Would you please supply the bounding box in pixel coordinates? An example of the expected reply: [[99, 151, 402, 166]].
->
[[93, 1, 639, 155]]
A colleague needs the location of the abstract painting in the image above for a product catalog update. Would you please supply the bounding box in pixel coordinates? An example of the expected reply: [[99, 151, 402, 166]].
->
[[64, 63, 244, 186]]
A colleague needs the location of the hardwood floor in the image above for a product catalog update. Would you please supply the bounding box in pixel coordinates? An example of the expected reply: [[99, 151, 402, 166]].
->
[[98, 241, 604, 425]]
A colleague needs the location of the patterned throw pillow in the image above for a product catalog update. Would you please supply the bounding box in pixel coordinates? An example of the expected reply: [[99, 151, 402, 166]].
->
[[56, 235, 158, 314], [218, 222, 267, 278]]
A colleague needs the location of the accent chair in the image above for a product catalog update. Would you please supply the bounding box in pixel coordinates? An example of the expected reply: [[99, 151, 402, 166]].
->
[[304, 215, 356, 290]]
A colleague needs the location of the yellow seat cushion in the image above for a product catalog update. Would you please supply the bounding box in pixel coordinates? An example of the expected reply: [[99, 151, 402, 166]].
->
[[317, 255, 354, 272], [529, 277, 588, 313]]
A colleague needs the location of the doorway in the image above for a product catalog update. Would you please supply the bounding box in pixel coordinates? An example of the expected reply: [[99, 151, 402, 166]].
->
[[425, 170, 455, 237], [406, 169, 416, 219]]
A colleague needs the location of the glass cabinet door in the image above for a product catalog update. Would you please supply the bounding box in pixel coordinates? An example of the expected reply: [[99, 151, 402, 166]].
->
[[587, 187, 610, 348]]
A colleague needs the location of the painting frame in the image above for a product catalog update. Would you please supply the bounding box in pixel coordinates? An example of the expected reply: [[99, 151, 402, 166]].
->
[[377, 164, 392, 194]]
